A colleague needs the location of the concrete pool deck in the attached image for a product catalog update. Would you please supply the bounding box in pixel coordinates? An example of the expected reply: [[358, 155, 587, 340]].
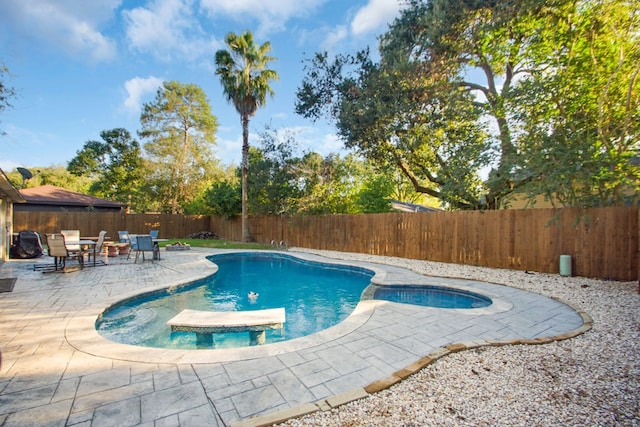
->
[[0, 248, 590, 426]]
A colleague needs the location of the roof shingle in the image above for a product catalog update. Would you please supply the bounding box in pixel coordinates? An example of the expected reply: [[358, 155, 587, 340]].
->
[[19, 185, 122, 208]]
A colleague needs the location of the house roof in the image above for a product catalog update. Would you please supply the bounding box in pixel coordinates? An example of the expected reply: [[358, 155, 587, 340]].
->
[[0, 169, 25, 202], [19, 185, 123, 208], [390, 200, 441, 213]]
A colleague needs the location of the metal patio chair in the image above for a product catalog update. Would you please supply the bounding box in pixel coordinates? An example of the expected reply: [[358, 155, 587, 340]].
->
[[133, 235, 154, 263], [44, 233, 84, 272]]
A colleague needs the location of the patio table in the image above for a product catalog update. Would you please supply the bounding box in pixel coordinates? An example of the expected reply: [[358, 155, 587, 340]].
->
[[83, 236, 112, 242], [65, 239, 98, 267]]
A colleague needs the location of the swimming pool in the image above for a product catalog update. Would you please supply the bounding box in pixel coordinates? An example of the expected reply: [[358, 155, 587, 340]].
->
[[96, 252, 496, 350], [96, 252, 375, 349]]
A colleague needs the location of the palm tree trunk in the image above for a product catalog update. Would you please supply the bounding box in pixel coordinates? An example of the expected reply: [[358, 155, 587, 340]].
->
[[241, 114, 250, 242]]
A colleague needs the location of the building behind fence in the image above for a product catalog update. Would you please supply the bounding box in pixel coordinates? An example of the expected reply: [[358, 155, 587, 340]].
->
[[13, 207, 639, 281]]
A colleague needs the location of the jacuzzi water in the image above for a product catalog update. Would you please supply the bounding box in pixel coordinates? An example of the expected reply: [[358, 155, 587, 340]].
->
[[96, 252, 493, 350], [96, 252, 375, 349]]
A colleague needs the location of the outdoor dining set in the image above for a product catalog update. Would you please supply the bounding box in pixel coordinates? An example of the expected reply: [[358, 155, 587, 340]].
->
[[27, 229, 168, 273]]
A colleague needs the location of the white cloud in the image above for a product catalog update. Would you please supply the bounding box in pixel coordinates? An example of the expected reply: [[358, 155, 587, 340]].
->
[[0, 0, 119, 62], [199, 0, 326, 35], [123, 76, 164, 113], [321, 25, 348, 52], [123, 0, 218, 62], [351, 0, 405, 36], [215, 135, 242, 165], [319, 132, 345, 154], [216, 130, 265, 165]]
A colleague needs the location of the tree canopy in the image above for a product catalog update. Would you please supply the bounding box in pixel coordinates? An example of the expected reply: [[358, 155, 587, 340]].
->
[[6, 165, 92, 193], [139, 80, 219, 214], [512, 0, 640, 207], [296, 0, 640, 209], [67, 128, 145, 207], [246, 126, 397, 215]]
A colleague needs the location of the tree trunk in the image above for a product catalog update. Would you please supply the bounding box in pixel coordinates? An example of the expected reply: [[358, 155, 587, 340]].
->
[[241, 114, 250, 242]]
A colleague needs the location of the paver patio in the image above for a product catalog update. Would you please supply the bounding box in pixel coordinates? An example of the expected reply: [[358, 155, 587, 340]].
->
[[0, 248, 587, 426]]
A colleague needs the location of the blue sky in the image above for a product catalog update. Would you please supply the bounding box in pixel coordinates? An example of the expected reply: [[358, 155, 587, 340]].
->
[[0, 0, 407, 172]]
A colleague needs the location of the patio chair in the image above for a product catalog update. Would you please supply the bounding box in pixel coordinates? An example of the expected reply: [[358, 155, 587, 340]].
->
[[126, 234, 139, 260], [118, 231, 130, 243], [44, 233, 84, 271], [88, 230, 107, 263], [60, 229, 81, 254], [133, 235, 154, 263], [32, 232, 57, 271]]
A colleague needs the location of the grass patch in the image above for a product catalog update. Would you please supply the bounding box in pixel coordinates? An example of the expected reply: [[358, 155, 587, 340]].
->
[[158, 238, 273, 250]]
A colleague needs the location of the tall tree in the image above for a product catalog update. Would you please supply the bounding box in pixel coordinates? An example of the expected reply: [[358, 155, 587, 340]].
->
[[297, 0, 639, 209], [139, 80, 219, 214], [215, 30, 279, 241], [374, 0, 553, 209], [67, 128, 145, 208]]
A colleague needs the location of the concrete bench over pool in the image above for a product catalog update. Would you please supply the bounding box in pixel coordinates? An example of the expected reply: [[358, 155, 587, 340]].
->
[[166, 308, 286, 346]]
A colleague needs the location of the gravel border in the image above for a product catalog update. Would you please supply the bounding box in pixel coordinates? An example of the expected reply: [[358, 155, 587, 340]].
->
[[276, 249, 640, 427]]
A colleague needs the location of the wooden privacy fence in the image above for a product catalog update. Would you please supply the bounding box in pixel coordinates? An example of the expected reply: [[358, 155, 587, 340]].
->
[[14, 207, 639, 281], [12, 212, 210, 242], [274, 207, 638, 281]]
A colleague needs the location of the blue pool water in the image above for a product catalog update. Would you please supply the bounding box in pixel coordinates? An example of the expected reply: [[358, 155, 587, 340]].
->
[[96, 252, 375, 349], [372, 285, 491, 309]]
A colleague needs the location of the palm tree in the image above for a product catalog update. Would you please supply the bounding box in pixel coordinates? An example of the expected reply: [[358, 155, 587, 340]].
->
[[215, 30, 279, 242]]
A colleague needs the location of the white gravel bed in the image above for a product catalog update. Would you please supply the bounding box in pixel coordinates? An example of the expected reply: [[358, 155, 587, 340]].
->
[[280, 249, 640, 427]]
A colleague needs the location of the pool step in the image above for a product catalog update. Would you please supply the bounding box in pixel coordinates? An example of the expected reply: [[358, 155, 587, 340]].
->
[[167, 308, 285, 346]]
